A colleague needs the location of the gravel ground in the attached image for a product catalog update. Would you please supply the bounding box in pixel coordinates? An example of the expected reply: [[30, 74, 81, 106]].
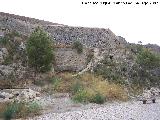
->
[[30, 99, 160, 120]]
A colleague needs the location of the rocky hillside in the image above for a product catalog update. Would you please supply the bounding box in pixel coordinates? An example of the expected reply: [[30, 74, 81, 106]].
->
[[0, 12, 159, 87], [0, 12, 133, 72]]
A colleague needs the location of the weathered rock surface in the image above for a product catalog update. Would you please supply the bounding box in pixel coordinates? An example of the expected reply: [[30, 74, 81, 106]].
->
[[0, 65, 13, 77], [138, 87, 160, 101], [55, 48, 89, 72], [0, 48, 8, 64], [0, 12, 130, 72], [0, 88, 40, 102], [0, 63, 27, 80]]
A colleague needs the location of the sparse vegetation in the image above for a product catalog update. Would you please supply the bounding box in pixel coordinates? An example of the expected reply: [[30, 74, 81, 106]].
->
[[0, 31, 26, 65], [26, 27, 54, 72], [86, 49, 94, 63], [72, 40, 83, 54], [38, 72, 128, 104], [0, 101, 41, 120], [130, 47, 160, 87], [91, 93, 106, 104], [94, 56, 126, 85], [73, 89, 91, 103]]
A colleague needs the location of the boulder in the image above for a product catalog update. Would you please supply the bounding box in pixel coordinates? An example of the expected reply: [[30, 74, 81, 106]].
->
[[0, 65, 13, 77]]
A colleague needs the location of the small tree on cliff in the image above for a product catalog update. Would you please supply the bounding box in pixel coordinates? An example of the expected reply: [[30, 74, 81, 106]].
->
[[26, 27, 54, 72]]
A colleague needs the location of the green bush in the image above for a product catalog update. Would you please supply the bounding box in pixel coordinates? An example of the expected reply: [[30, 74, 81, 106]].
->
[[136, 48, 160, 69], [2, 101, 41, 120], [73, 89, 90, 103], [3, 102, 19, 120], [0, 37, 9, 46], [91, 93, 106, 104], [133, 48, 160, 87], [72, 40, 83, 54], [94, 57, 125, 85], [26, 27, 54, 72]]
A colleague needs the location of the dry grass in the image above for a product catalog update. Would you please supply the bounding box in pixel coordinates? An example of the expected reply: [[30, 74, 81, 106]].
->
[[45, 72, 128, 102], [81, 73, 128, 101], [52, 72, 74, 92], [52, 73, 128, 101]]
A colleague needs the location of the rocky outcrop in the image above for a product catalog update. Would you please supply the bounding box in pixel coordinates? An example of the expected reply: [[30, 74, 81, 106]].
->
[[55, 48, 89, 72], [145, 44, 160, 54], [0, 48, 8, 64], [0, 88, 40, 102], [0, 63, 27, 80]]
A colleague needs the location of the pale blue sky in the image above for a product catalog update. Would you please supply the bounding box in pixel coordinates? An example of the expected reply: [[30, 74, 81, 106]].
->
[[0, 0, 160, 45]]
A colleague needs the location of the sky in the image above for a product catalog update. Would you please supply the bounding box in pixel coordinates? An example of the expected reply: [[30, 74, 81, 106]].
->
[[0, 0, 160, 45]]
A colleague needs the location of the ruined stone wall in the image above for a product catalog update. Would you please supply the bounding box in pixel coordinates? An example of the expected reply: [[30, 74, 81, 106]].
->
[[0, 12, 59, 26], [0, 12, 126, 49]]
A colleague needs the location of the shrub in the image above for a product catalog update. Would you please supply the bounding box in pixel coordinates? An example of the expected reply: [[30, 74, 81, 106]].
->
[[91, 93, 106, 104], [26, 27, 54, 72], [1, 101, 41, 119], [72, 40, 83, 54], [131, 48, 160, 87], [93, 56, 127, 85], [3, 102, 19, 120], [0, 37, 9, 46], [137, 48, 160, 69]]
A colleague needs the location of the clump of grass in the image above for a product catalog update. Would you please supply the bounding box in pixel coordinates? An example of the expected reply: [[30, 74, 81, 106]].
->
[[71, 80, 83, 94], [51, 76, 62, 91], [73, 89, 91, 103], [1, 101, 41, 120], [91, 93, 106, 104], [3, 102, 19, 120]]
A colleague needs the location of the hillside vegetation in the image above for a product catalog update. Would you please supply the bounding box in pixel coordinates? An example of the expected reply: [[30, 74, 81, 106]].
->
[[0, 12, 160, 119]]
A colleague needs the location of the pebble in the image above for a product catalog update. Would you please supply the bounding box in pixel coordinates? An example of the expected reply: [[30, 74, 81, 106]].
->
[[31, 99, 160, 120]]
